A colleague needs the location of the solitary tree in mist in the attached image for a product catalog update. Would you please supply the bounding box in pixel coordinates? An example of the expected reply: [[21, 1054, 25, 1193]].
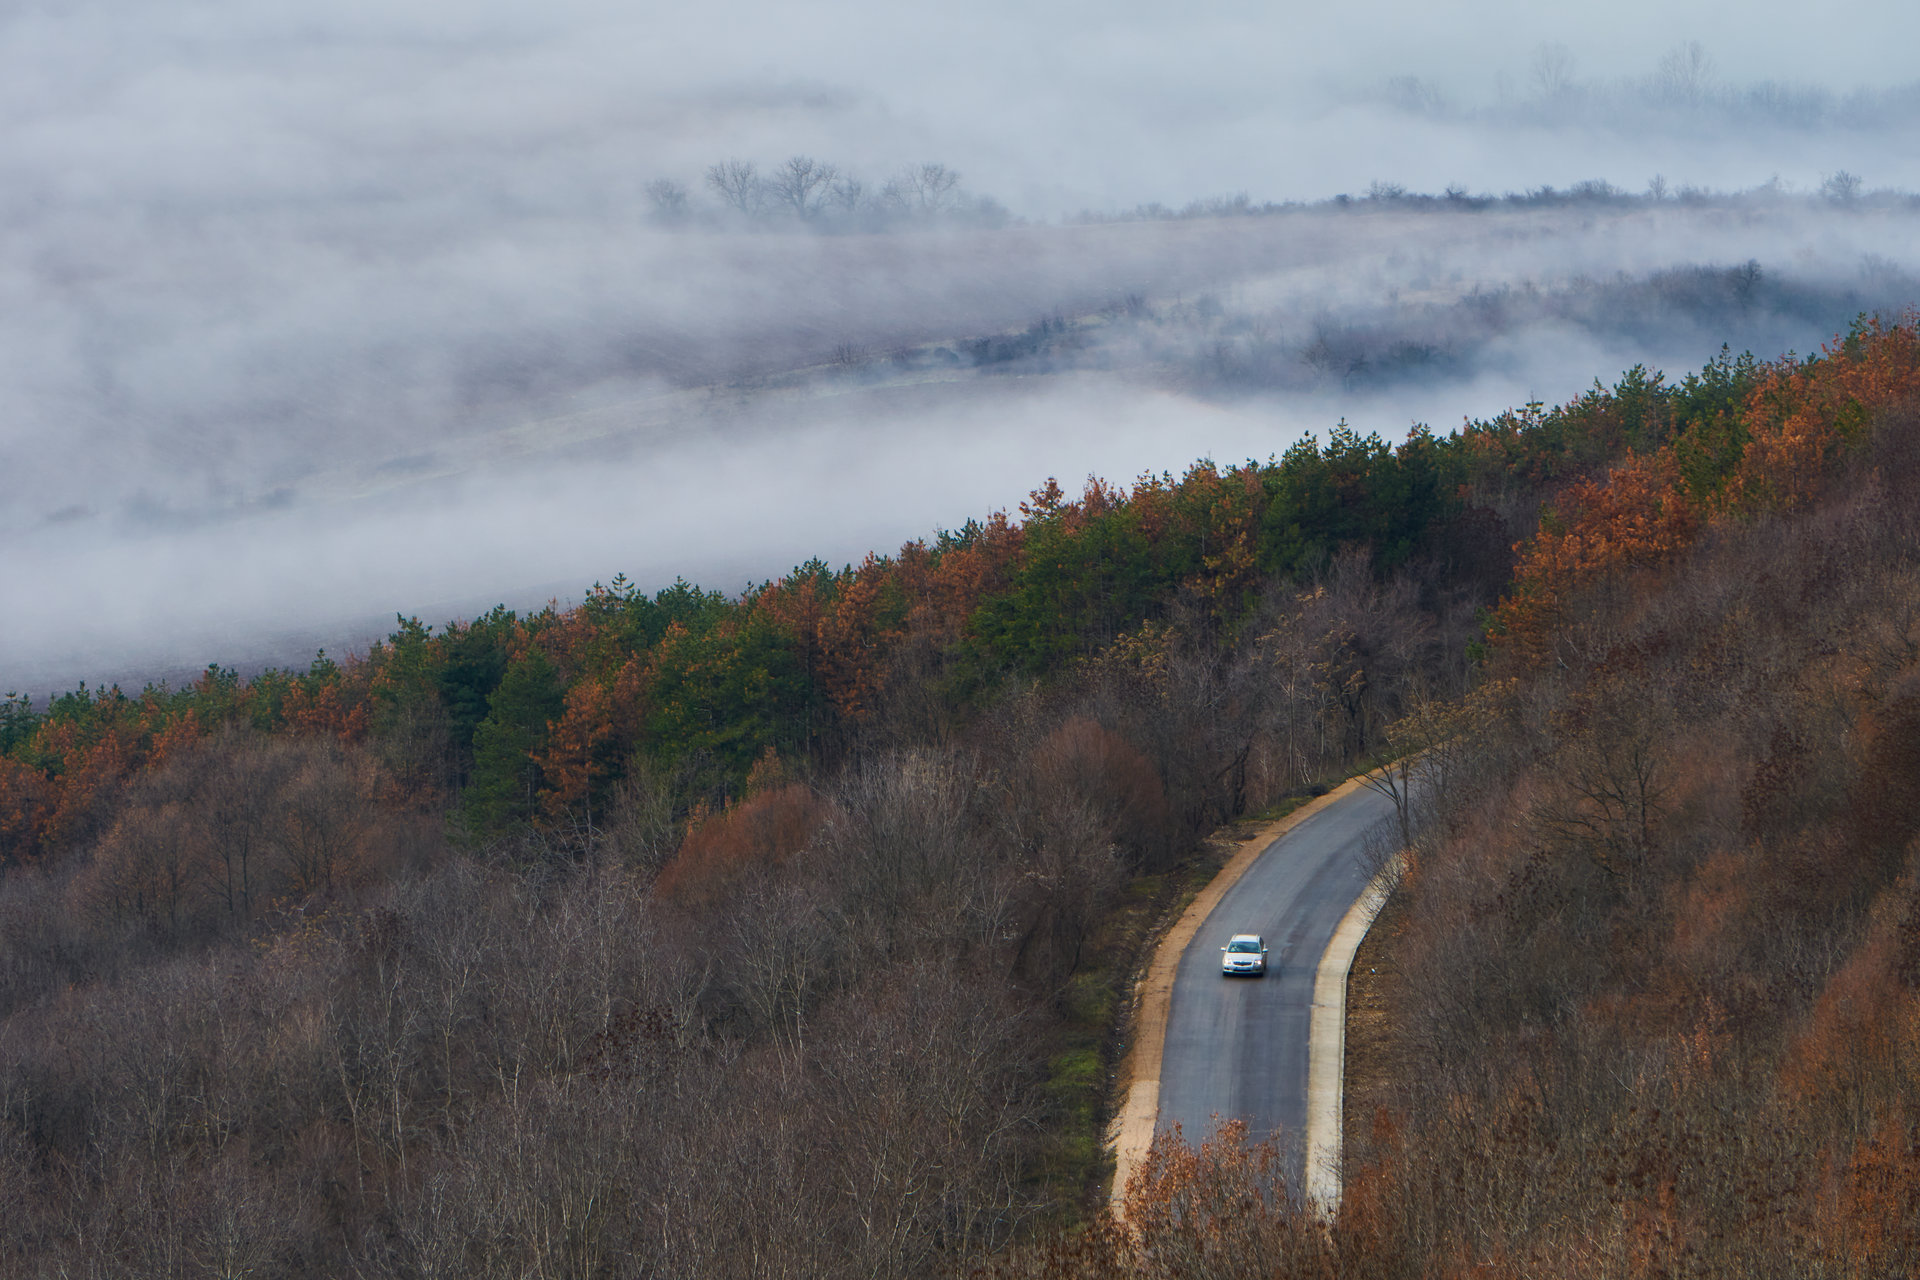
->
[[645, 178, 690, 222], [1822, 170, 1864, 204], [1530, 42, 1577, 101], [1652, 40, 1714, 109], [770, 156, 839, 221], [705, 159, 762, 217], [899, 162, 960, 215]]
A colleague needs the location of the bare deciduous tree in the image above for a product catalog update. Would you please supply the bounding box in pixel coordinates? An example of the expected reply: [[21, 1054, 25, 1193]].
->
[[1534, 685, 1673, 878], [704, 158, 761, 217], [901, 162, 959, 215], [644, 177, 689, 222], [1821, 169, 1863, 204], [1653, 39, 1714, 108], [770, 155, 838, 221], [828, 174, 866, 216], [280, 745, 372, 895], [1530, 42, 1576, 101]]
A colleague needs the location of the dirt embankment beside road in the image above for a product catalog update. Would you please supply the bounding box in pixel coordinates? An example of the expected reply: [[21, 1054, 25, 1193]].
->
[[1341, 886, 1406, 1178]]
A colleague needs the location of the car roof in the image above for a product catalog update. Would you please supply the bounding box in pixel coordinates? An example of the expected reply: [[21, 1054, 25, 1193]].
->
[[1227, 933, 1263, 943]]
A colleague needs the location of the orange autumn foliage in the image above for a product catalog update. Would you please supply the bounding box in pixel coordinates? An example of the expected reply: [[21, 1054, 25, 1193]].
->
[[1494, 315, 1920, 666], [281, 677, 370, 742], [898, 510, 1024, 650], [653, 782, 828, 909], [536, 657, 646, 823], [0, 754, 51, 866], [146, 711, 202, 769], [38, 724, 137, 850], [1726, 314, 1920, 515], [815, 556, 898, 721], [1492, 450, 1698, 661], [1830, 1110, 1920, 1273], [1777, 885, 1917, 1109]]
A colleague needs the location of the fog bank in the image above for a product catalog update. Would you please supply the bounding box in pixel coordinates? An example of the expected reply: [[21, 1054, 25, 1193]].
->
[[6, 1, 1920, 694]]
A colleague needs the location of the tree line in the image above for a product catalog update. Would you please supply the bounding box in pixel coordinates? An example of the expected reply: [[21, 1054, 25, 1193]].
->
[[644, 157, 1011, 232], [5, 341, 1782, 873], [1085, 173, 1917, 227]]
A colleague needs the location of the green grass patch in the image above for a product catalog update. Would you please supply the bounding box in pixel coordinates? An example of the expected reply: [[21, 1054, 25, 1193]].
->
[[1060, 971, 1115, 1028]]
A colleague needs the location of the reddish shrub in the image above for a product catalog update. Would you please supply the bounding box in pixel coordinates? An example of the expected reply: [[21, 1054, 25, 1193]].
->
[[1032, 717, 1176, 870], [655, 783, 828, 909], [0, 756, 50, 868]]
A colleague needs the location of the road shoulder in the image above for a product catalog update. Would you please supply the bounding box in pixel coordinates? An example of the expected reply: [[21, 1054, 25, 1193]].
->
[[1104, 774, 1373, 1209], [1302, 854, 1399, 1214], [1338, 877, 1407, 1186]]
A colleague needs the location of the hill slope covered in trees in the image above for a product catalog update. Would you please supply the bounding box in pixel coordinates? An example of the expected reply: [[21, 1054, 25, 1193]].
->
[[987, 317, 1920, 1277], [2, 317, 1917, 1275]]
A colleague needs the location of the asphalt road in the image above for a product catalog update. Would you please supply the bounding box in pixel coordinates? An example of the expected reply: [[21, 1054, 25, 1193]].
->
[[1154, 782, 1398, 1185]]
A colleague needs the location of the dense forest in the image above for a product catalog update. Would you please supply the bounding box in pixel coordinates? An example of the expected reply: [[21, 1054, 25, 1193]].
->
[[2, 315, 1917, 1275]]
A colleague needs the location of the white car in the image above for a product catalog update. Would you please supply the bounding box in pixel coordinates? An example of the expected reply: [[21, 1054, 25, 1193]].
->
[[1221, 933, 1268, 977]]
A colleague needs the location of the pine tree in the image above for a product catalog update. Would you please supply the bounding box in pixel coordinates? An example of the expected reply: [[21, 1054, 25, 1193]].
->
[[463, 648, 565, 836]]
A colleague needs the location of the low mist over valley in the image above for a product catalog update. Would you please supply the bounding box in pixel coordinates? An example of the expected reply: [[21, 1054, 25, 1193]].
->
[[5, 0, 1920, 692], [9, 192, 1920, 693]]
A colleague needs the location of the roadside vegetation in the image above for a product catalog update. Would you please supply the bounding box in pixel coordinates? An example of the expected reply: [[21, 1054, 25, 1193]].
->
[[3, 314, 1918, 1275], [1337, 314, 1920, 1278], [988, 317, 1920, 1277]]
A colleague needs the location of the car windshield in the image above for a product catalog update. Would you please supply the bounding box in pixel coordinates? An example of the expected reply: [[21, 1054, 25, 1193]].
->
[[1227, 940, 1261, 953]]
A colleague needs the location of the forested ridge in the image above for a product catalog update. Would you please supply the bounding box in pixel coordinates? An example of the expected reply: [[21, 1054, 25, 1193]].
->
[[3, 316, 1918, 1276], [987, 318, 1920, 1277]]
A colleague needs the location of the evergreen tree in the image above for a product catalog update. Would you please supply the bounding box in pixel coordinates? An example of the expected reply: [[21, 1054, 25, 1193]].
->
[[463, 647, 565, 836]]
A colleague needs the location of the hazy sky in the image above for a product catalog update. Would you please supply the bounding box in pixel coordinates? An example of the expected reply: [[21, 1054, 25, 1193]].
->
[[12, 0, 1919, 217], [5, 0, 1919, 693]]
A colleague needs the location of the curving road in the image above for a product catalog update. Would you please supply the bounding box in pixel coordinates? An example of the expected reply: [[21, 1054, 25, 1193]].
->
[[1154, 781, 1397, 1187]]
